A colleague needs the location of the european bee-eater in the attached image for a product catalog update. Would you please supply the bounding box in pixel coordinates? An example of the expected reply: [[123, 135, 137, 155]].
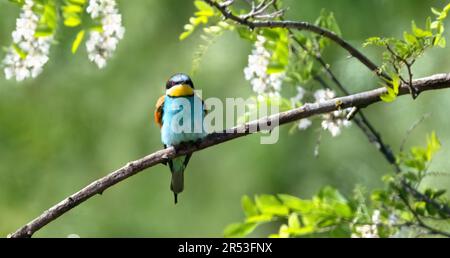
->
[[154, 73, 206, 204]]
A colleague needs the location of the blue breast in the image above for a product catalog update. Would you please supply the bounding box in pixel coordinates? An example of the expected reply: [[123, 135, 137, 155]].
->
[[161, 95, 206, 146]]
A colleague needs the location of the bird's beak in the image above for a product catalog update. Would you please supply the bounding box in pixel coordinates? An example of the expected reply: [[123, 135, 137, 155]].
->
[[167, 84, 194, 97]]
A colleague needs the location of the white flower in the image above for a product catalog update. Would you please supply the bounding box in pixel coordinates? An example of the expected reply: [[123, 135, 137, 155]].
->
[[352, 224, 379, 238], [243, 35, 285, 97], [251, 77, 266, 95], [314, 89, 352, 137], [268, 73, 284, 92], [314, 89, 336, 103], [86, 0, 125, 69], [2, 0, 53, 81], [291, 86, 305, 107], [298, 119, 312, 130], [372, 210, 381, 224], [295, 86, 305, 101], [388, 213, 398, 226], [255, 35, 266, 46], [86, 0, 116, 19]]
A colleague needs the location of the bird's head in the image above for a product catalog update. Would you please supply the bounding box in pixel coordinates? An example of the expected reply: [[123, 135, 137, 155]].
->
[[166, 73, 194, 97]]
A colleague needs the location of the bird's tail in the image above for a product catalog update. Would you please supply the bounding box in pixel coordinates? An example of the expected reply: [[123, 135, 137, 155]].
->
[[169, 156, 186, 204]]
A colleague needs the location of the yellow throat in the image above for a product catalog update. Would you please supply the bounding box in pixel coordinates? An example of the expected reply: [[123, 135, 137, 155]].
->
[[167, 84, 194, 97]]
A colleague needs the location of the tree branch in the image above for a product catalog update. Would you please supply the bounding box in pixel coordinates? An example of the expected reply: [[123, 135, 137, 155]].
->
[[8, 73, 450, 238], [398, 189, 450, 237], [203, 0, 391, 81]]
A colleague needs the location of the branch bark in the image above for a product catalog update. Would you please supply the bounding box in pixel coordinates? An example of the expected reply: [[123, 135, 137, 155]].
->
[[8, 73, 450, 238]]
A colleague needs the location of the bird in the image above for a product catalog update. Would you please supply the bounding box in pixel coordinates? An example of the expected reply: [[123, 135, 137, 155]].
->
[[154, 73, 207, 204]]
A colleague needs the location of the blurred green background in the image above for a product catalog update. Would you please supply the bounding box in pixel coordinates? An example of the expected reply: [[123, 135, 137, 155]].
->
[[1, 0, 449, 237]]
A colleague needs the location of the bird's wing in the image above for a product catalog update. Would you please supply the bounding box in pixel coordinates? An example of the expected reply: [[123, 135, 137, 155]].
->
[[154, 95, 165, 128]]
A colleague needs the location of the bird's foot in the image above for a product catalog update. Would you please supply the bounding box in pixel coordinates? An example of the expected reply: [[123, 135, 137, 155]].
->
[[193, 139, 204, 149], [174, 142, 190, 154]]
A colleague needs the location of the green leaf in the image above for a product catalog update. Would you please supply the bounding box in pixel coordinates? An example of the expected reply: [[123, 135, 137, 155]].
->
[[241, 195, 259, 217], [179, 0, 216, 42], [315, 9, 341, 37], [403, 171, 419, 182], [414, 201, 427, 216], [12, 44, 27, 59], [64, 16, 81, 27], [414, 28, 433, 38], [261, 28, 289, 74], [246, 214, 273, 223], [431, 7, 442, 16], [35, 27, 53, 37], [194, 0, 214, 13], [288, 213, 300, 229], [179, 31, 193, 41], [437, 37, 446, 48], [68, 0, 87, 5], [434, 189, 447, 198], [426, 131, 441, 161], [237, 27, 256, 41], [371, 190, 388, 202], [426, 17, 432, 31], [278, 224, 290, 238], [391, 73, 400, 95], [255, 195, 289, 216], [318, 186, 348, 204], [327, 12, 342, 36], [363, 37, 384, 47], [267, 64, 285, 74], [332, 203, 353, 218], [278, 194, 313, 213], [380, 83, 398, 103], [426, 202, 438, 216], [71, 30, 85, 54], [288, 226, 315, 236], [224, 222, 257, 238], [444, 4, 450, 13], [89, 25, 103, 32], [403, 32, 417, 45], [42, 1, 57, 30], [62, 4, 83, 13]]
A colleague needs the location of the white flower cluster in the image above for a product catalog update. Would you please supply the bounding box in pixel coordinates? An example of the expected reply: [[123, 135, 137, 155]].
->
[[314, 89, 352, 137], [352, 224, 379, 238], [2, 0, 52, 81], [86, 0, 125, 68], [244, 35, 285, 96], [351, 210, 381, 238]]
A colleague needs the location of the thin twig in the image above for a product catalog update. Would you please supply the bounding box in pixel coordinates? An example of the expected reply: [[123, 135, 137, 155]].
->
[[399, 113, 431, 152], [398, 190, 450, 237], [386, 45, 418, 98]]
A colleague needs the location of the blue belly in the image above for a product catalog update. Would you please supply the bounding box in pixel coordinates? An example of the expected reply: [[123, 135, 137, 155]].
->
[[161, 95, 206, 146]]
